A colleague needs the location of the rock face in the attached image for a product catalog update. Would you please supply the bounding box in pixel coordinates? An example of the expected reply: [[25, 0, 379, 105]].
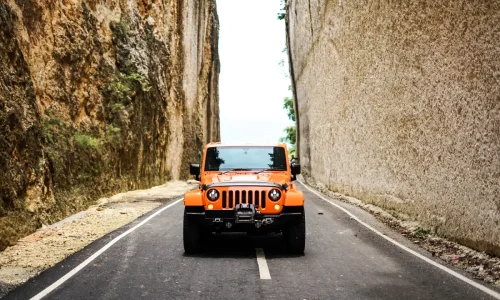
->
[[286, 1, 500, 255], [0, 0, 219, 250]]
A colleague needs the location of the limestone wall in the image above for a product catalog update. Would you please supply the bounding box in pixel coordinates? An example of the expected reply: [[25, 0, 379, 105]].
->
[[287, 0, 500, 255], [0, 0, 220, 250]]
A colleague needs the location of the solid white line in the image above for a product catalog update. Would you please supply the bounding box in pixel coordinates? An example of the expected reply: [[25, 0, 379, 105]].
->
[[30, 198, 184, 300], [298, 180, 500, 299], [255, 248, 271, 280]]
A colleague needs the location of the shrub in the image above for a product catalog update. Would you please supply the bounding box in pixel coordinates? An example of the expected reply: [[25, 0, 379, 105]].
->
[[74, 133, 101, 149]]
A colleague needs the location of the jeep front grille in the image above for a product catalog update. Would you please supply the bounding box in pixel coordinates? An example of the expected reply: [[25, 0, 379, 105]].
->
[[222, 190, 267, 209]]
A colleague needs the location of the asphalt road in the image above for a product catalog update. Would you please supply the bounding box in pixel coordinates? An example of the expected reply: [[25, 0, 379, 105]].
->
[[4, 182, 499, 300]]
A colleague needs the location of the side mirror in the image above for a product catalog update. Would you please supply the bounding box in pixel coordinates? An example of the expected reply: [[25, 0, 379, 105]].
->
[[291, 163, 301, 175], [190, 163, 200, 181], [290, 163, 300, 182]]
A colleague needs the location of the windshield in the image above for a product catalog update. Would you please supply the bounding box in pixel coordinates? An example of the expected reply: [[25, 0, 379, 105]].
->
[[204, 146, 287, 171]]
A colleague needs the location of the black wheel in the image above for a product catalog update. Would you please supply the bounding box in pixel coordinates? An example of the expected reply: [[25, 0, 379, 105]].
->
[[183, 209, 203, 254], [284, 208, 306, 255]]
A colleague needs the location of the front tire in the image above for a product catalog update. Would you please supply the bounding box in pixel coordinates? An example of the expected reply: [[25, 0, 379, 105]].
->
[[284, 208, 306, 255], [183, 210, 202, 254]]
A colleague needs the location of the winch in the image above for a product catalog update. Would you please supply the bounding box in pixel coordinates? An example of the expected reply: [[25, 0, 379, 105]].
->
[[234, 203, 257, 224]]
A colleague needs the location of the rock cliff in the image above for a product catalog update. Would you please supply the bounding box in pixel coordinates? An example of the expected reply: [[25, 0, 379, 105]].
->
[[0, 0, 219, 250], [286, 0, 499, 255]]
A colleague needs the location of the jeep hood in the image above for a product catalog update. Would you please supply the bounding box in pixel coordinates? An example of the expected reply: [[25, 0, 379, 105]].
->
[[202, 173, 290, 187]]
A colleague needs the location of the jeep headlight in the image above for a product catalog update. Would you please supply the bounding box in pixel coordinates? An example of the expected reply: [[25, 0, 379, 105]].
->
[[207, 189, 220, 201], [268, 189, 281, 201]]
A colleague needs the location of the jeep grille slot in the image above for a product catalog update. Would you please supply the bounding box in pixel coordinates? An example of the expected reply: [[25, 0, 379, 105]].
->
[[222, 191, 227, 208], [228, 191, 234, 208], [235, 191, 240, 206], [254, 191, 259, 207]]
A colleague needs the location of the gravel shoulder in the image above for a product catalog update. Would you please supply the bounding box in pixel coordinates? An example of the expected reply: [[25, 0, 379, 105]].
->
[[0, 180, 198, 297]]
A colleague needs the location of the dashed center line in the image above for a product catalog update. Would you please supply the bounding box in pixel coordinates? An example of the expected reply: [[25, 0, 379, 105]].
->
[[255, 248, 271, 280]]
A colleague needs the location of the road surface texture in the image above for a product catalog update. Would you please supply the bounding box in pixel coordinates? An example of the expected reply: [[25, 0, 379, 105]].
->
[[4, 182, 500, 300]]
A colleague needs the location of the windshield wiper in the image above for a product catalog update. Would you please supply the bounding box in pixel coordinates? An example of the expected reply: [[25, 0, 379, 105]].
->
[[218, 168, 252, 175], [254, 168, 280, 174]]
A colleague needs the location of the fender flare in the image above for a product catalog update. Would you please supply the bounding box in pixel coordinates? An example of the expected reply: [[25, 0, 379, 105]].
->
[[284, 190, 304, 206], [184, 190, 203, 206]]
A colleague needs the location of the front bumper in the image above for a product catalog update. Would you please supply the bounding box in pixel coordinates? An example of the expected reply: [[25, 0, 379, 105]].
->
[[185, 205, 303, 232]]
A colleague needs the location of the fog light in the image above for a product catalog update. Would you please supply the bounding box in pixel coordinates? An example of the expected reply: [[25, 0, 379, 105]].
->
[[274, 204, 280, 211], [208, 204, 214, 210]]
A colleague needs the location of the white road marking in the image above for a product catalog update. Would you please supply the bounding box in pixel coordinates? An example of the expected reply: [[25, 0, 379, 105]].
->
[[30, 198, 184, 300], [255, 248, 271, 280], [298, 180, 500, 300]]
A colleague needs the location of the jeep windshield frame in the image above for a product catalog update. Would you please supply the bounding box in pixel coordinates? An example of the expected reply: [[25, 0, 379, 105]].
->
[[203, 146, 288, 172]]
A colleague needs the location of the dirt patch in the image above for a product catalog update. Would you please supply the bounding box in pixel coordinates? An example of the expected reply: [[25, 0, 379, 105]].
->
[[300, 173, 500, 287], [0, 180, 198, 297]]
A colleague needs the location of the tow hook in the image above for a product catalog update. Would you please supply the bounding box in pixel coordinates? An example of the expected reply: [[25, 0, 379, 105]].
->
[[262, 218, 274, 225], [255, 218, 274, 228]]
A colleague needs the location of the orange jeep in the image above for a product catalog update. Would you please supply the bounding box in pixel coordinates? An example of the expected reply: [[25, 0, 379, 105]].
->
[[183, 143, 305, 254]]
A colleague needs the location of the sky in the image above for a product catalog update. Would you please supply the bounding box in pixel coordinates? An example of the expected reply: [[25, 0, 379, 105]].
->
[[217, 0, 294, 144]]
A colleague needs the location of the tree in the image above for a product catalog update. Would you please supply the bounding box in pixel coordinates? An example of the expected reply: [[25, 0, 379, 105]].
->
[[280, 87, 296, 157], [283, 96, 295, 122], [280, 125, 296, 156], [277, 0, 286, 20]]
